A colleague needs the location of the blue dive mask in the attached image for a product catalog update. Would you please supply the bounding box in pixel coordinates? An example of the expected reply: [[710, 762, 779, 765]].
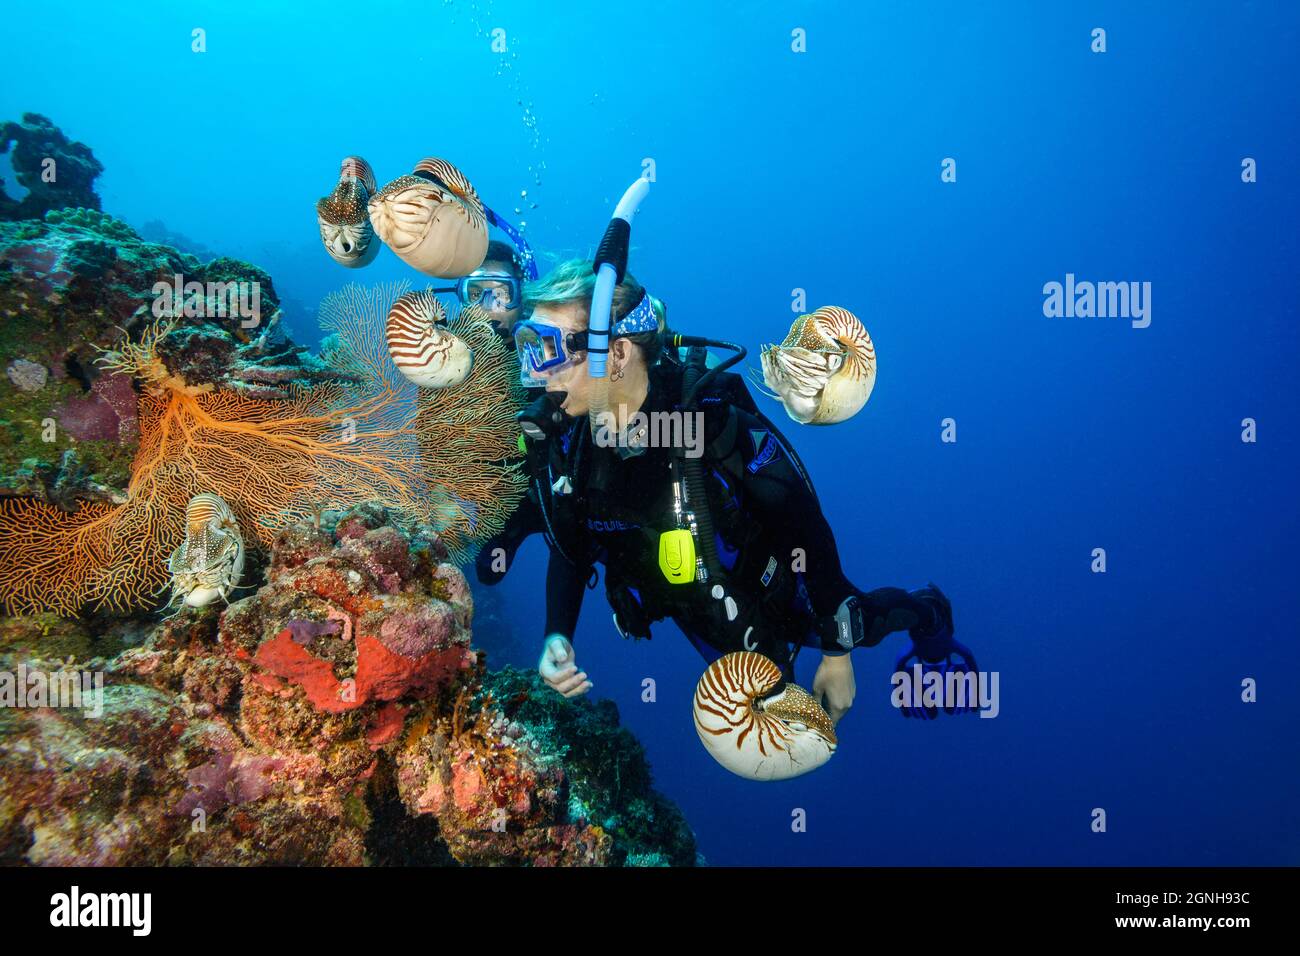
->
[[513, 320, 588, 386], [456, 271, 520, 312]]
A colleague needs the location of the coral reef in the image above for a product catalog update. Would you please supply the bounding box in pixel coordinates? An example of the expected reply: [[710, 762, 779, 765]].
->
[[0, 312, 455, 616], [0, 113, 104, 221], [0, 203, 335, 511], [0, 117, 683, 866], [0, 505, 696, 866], [2, 202, 526, 618], [134, 219, 221, 263]]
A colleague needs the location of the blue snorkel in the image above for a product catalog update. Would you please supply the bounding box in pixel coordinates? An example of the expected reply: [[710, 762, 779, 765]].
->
[[588, 177, 650, 377], [586, 175, 651, 437], [483, 205, 539, 281]]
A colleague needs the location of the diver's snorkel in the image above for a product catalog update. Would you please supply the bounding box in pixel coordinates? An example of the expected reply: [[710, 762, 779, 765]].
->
[[586, 175, 651, 439], [483, 206, 539, 281]]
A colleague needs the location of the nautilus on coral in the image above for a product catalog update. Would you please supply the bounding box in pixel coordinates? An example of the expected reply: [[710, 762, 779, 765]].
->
[[317, 156, 381, 269], [368, 158, 488, 279], [385, 289, 474, 389], [167, 493, 245, 609], [752, 306, 876, 425], [693, 651, 837, 781]]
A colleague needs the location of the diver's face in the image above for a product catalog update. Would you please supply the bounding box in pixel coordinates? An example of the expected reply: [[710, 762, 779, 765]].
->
[[471, 260, 521, 335], [531, 302, 589, 416]]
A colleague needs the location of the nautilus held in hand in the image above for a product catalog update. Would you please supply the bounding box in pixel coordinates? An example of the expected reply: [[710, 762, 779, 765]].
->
[[316, 156, 380, 268], [752, 306, 876, 425], [693, 651, 837, 781], [368, 157, 488, 279], [167, 493, 245, 609], [385, 290, 473, 389]]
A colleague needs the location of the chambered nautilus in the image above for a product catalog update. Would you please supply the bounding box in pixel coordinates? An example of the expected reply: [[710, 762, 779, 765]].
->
[[693, 651, 837, 781], [167, 493, 245, 609], [753, 306, 877, 425], [367, 157, 488, 279], [316, 156, 380, 268], [385, 289, 474, 389]]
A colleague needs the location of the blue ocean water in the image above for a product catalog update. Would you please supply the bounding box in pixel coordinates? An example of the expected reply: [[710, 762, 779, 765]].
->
[[3, 0, 1296, 866]]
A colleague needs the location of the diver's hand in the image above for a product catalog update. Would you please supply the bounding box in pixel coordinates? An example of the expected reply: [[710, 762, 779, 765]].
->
[[538, 634, 592, 698], [813, 652, 856, 725]]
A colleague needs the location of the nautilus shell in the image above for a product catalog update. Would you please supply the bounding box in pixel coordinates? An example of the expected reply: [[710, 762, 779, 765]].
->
[[368, 157, 488, 279], [385, 289, 474, 389], [167, 493, 245, 609], [754, 306, 876, 425], [693, 651, 837, 781], [317, 156, 380, 268]]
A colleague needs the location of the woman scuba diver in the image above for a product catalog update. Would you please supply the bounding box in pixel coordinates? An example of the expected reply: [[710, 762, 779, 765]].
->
[[482, 180, 975, 724]]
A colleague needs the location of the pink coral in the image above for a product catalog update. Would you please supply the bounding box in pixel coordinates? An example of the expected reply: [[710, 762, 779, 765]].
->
[[54, 369, 138, 442]]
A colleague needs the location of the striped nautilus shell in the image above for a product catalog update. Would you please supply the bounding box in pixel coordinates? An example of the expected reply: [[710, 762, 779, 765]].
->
[[753, 306, 877, 425], [386, 289, 473, 389], [317, 156, 380, 269], [367, 157, 488, 279], [693, 651, 837, 781], [166, 493, 245, 609]]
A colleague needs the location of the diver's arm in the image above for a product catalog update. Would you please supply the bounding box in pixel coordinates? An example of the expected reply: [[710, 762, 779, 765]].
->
[[544, 550, 590, 640], [539, 551, 594, 698], [475, 490, 546, 585]]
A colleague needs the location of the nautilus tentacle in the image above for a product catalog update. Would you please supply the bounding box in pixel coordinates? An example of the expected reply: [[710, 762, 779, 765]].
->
[[753, 306, 876, 425], [693, 651, 837, 781], [385, 289, 474, 389], [166, 493, 245, 609], [367, 157, 488, 279], [317, 156, 380, 269]]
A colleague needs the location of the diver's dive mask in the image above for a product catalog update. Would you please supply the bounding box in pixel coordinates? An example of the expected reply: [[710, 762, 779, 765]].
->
[[513, 320, 588, 387], [457, 271, 520, 312], [430, 271, 522, 313]]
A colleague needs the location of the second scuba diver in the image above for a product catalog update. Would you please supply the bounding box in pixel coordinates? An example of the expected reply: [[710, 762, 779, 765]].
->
[[489, 258, 976, 724]]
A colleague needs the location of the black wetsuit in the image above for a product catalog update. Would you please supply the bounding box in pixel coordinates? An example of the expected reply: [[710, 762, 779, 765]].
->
[[491, 352, 936, 678]]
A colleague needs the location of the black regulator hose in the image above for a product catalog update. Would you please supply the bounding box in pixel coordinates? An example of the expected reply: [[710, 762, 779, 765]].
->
[[678, 345, 725, 589], [669, 332, 748, 410]]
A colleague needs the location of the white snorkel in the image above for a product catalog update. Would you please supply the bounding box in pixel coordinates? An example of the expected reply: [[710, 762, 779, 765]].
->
[[586, 175, 651, 438]]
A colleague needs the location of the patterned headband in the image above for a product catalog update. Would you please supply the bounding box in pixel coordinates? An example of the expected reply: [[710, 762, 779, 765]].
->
[[610, 291, 658, 336]]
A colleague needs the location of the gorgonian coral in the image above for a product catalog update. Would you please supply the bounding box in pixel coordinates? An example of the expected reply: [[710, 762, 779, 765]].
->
[[0, 282, 525, 616]]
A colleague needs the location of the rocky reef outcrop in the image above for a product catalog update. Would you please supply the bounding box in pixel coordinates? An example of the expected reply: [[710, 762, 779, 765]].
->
[[0, 503, 696, 866], [0, 113, 104, 221]]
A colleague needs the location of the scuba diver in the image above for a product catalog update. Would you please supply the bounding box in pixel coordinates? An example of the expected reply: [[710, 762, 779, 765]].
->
[[504, 261, 974, 724], [481, 177, 975, 724], [431, 238, 533, 341]]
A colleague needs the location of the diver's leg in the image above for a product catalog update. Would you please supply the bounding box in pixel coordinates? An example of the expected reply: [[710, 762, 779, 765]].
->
[[822, 584, 978, 718], [819, 586, 941, 652]]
